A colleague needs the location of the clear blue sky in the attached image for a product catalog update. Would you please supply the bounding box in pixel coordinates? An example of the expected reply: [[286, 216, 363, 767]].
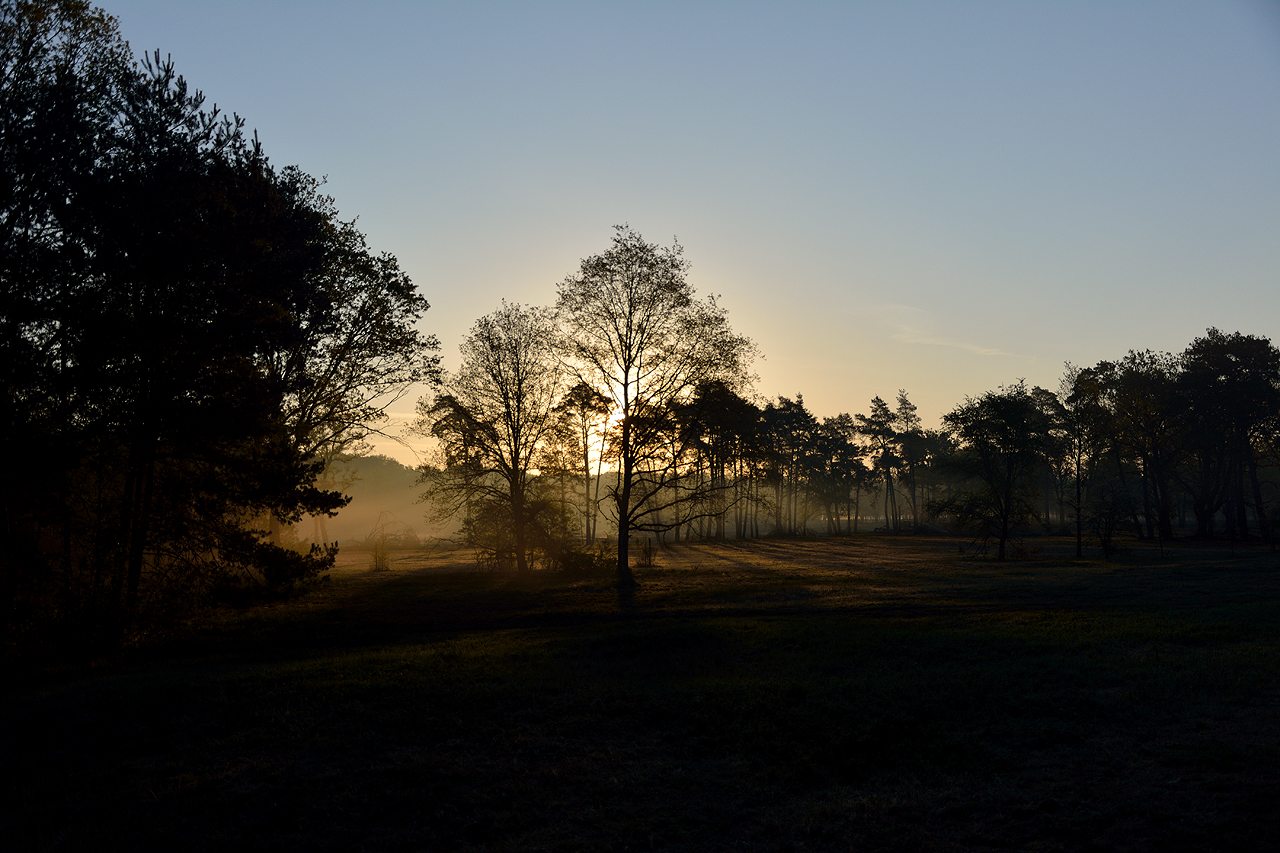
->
[[106, 1, 1280, 464]]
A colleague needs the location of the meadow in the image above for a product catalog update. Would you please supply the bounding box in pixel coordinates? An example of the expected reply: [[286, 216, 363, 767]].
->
[[5, 536, 1279, 851]]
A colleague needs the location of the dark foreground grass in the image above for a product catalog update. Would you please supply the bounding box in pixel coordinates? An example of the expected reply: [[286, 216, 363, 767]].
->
[[5, 537, 1280, 851]]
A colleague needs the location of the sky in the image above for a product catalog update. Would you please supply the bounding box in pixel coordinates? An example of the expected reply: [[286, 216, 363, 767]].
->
[[105, 1, 1280, 466]]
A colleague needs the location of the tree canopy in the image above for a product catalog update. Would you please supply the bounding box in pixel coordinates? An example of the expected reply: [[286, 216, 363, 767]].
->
[[415, 303, 562, 573], [2, 0, 437, 648], [940, 382, 1049, 560], [556, 226, 757, 589]]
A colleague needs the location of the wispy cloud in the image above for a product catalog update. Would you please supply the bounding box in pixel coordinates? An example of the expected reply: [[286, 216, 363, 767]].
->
[[878, 304, 1018, 358]]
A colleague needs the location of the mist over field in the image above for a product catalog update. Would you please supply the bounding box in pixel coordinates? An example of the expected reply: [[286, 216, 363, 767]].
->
[[306, 455, 454, 547]]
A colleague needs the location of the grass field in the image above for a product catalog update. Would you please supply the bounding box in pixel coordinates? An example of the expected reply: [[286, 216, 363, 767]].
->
[[5, 536, 1280, 851]]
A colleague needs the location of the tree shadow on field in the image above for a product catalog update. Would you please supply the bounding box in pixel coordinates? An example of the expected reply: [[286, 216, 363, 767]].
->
[[7, 538, 1280, 852]]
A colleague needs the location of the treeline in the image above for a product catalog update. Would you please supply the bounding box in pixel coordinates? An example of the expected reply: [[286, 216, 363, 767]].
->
[[1, 1, 438, 652], [423, 253, 1279, 570]]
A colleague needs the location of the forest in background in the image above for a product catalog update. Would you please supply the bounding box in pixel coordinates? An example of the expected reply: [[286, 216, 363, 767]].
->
[[419, 251, 1279, 575]]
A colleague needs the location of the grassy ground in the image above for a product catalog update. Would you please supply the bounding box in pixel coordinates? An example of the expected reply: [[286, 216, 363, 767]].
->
[[5, 536, 1280, 851]]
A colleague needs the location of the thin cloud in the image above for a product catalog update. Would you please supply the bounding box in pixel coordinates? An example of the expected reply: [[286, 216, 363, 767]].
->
[[880, 304, 1019, 358]]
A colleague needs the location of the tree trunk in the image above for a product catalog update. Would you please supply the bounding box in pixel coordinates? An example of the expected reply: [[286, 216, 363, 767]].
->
[[1110, 453, 1142, 538], [774, 477, 783, 534], [123, 440, 156, 625], [513, 489, 529, 573], [1075, 460, 1083, 558], [1246, 443, 1270, 543], [616, 419, 635, 600], [1233, 452, 1249, 539]]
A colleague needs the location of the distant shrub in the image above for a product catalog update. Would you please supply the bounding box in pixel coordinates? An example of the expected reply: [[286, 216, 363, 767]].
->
[[370, 536, 391, 572], [633, 537, 658, 568], [555, 541, 616, 578]]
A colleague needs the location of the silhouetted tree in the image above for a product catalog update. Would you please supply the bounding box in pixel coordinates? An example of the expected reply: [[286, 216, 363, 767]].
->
[[761, 396, 821, 534], [1058, 363, 1113, 556], [1177, 329, 1280, 540], [1, 1, 436, 647], [536, 404, 584, 545], [1096, 351, 1182, 541], [268, 172, 439, 468], [416, 303, 563, 572], [556, 226, 755, 592], [821, 414, 870, 534], [894, 391, 927, 530], [857, 396, 902, 530], [939, 381, 1048, 560], [1030, 385, 1070, 534], [554, 381, 614, 544], [684, 381, 764, 538]]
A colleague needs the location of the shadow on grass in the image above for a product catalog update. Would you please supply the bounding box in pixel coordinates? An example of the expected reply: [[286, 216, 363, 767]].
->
[[6, 536, 1280, 851]]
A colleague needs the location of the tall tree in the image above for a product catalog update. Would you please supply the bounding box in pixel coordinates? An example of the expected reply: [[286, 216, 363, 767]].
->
[[1099, 351, 1182, 541], [1030, 385, 1070, 534], [857, 396, 901, 530], [1178, 329, 1280, 540], [1058, 363, 1112, 557], [1, 1, 438, 645], [682, 381, 764, 538], [556, 226, 755, 592], [416, 303, 563, 572], [823, 413, 868, 534], [268, 171, 439, 465], [554, 381, 614, 544], [941, 381, 1048, 561], [895, 390, 926, 530]]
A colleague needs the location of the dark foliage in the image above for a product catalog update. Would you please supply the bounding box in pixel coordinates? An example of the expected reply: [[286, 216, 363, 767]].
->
[[1, 1, 434, 654]]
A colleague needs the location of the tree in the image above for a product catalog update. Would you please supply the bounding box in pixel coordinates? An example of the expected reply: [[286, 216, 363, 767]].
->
[[256, 170, 439, 543], [554, 381, 614, 544], [1, 0, 438, 647], [1178, 329, 1280, 540], [822, 413, 869, 534], [679, 381, 762, 539], [416, 303, 564, 572], [940, 381, 1048, 560], [269, 172, 440, 466], [1030, 384, 1070, 534], [2, 0, 135, 641], [556, 226, 755, 592], [1058, 363, 1112, 557], [1098, 351, 1182, 541], [763, 395, 820, 535], [894, 390, 926, 530], [857, 396, 902, 530]]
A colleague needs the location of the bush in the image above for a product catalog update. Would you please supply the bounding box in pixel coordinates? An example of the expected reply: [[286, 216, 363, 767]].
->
[[208, 534, 337, 607], [555, 541, 616, 578]]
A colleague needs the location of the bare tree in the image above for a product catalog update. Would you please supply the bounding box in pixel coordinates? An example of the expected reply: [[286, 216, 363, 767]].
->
[[556, 226, 755, 592], [414, 303, 563, 572]]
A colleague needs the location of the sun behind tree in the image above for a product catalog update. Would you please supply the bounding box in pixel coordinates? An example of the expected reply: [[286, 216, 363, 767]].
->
[[556, 226, 757, 594]]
